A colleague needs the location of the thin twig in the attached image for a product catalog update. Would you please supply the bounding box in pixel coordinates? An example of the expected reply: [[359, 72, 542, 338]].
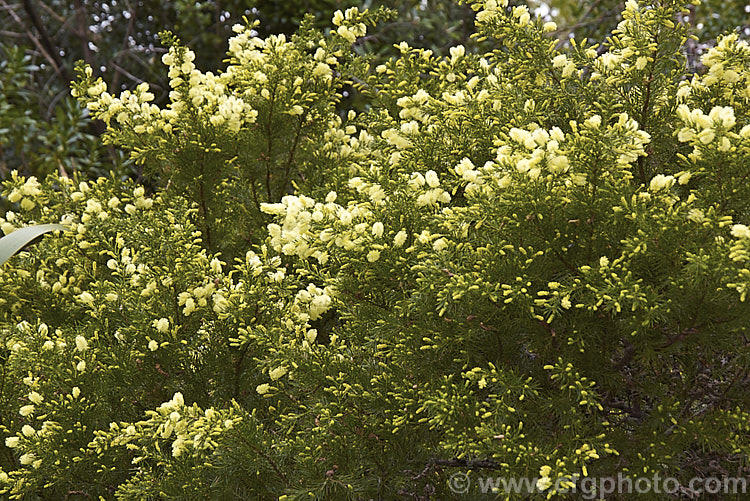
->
[[0, 0, 66, 83]]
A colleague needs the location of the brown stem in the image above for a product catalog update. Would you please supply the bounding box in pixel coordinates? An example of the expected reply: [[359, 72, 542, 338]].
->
[[530, 215, 578, 275], [613, 339, 635, 370], [233, 343, 250, 399], [72, 0, 93, 68], [636, 34, 658, 186], [111, 0, 137, 91], [685, 5, 697, 72], [198, 178, 213, 250], [110, 62, 147, 87], [264, 84, 278, 201], [234, 428, 288, 484], [429, 457, 503, 470], [602, 398, 645, 420], [3, 0, 69, 84], [249, 179, 262, 213], [22, 0, 70, 80], [280, 112, 308, 198]]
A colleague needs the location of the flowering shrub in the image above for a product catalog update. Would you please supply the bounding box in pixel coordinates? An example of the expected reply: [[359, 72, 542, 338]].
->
[[1, 1, 750, 498]]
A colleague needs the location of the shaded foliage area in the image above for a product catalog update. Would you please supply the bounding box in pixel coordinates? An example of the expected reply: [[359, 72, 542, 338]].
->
[[0, 1, 749, 499]]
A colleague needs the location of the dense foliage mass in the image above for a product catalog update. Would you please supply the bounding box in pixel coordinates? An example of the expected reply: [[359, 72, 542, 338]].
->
[[1, 0, 750, 498], [0, 0, 478, 184]]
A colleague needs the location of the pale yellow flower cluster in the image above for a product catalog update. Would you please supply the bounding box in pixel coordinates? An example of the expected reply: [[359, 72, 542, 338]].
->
[[697, 34, 750, 99], [729, 224, 750, 266], [474, 0, 510, 24], [178, 279, 226, 316], [165, 47, 258, 133], [76, 40, 259, 142], [0, 209, 17, 235], [227, 23, 268, 66], [511, 5, 532, 27], [331, 7, 367, 44], [264, 192, 387, 266], [472, 112, 647, 194], [648, 174, 676, 192], [5, 176, 41, 212], [462, 123, 571, 197], [729, 220, 750, 300], [588, 0, 672, 98], [536, 465, 554, 492], [396, 88, 431, 123], [406, 170, 452, 207], [294, 283, 334, 322], [98, 392, 236, 461], [381, 127, 413, 150], [676, 104, 745, 159], [77, 79, 160, 131], [676, 33, 750, 108], [348, 177, 387, 205], [263, 194, 324, 260]]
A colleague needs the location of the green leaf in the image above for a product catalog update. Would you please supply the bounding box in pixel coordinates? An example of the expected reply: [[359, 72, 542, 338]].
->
[[0, 224, 69, 266]]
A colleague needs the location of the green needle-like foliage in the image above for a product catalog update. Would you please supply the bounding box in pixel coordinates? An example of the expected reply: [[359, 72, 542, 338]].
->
[[1, 1, 749, 499]]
